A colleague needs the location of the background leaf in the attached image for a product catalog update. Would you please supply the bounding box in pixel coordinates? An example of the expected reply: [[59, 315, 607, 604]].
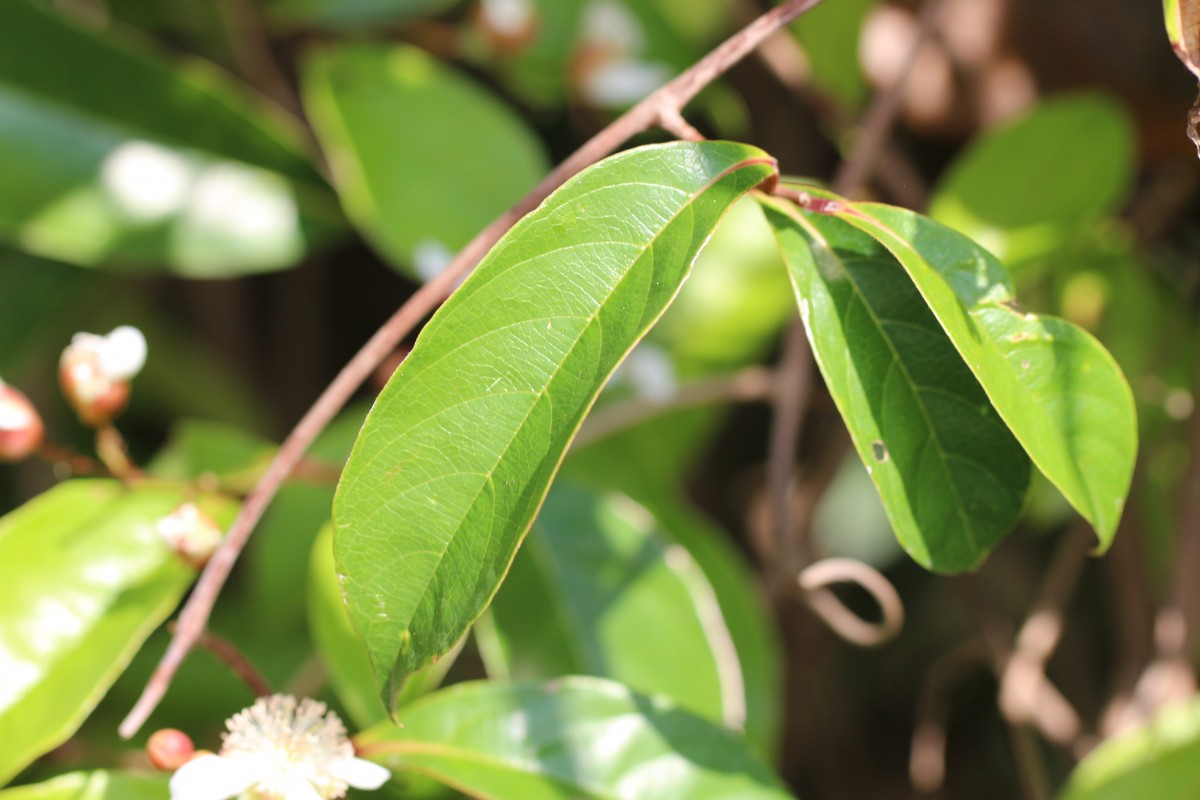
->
[[0, 480, 236, 785], [928, 94, 1135, 268], [269, 0, 460, 28], [333, 141, 775, 709], [357, 677, 797, 800], [477, 483, 741, 731], [0, 771, 167, 799], [760, 197, 1030, 572], [0, 0, 338, 276], [839, 199, 1137, 548], [1058, 695, 1200, 800], [302, 43, 548, 279]]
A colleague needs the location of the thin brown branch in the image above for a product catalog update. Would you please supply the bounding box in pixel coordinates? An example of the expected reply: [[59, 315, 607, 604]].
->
[[910, 641, 991, 796], [174, 624, 273, 698], [765, 320, 813, 576], [37, 441, 108, 478], [572, 367, 775, 451], [832, 0, 946, 197], [797, 557, 905, 647], [119, 0, 828, 739]]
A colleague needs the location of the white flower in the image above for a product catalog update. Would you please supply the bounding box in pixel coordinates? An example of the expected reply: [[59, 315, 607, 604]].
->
[[169, 695, 390, 800]]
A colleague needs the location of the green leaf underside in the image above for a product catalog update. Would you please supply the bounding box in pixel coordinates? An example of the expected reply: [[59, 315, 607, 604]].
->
[[760, 198, 1030, 572], [1059, 695, 1200, 800], [333, 141, 776, 710], [0, 0, 332, 275], [0, 770, 167, 799], [302, 43, 548, 278], [0, 481, 223, 785], [357, 678, 795, 800], [832, 196, 1136, 548], [479, 484, 735, 728]]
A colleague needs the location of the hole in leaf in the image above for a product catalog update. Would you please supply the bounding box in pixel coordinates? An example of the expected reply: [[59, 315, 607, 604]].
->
[[871, 440, 889, 462]]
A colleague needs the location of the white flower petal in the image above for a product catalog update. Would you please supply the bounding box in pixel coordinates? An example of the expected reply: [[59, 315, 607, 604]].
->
[[100, 325, 147, 380], [169, 754, 258, 800], [331, 757, 391, 790], [278, 774, 324, 800]]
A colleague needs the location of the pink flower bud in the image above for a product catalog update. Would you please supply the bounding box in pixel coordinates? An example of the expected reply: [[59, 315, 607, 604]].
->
[[147, 728, 195, 772], [155, 503, 222, 568], [59, 326, 146, 427], [0, 380, 44, 463]]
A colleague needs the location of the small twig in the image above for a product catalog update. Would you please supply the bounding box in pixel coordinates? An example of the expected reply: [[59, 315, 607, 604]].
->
[[658, 107, 706, 141], [960, 576, 1051, 800], [998, 527, 1091, 751], [119, 0, 828, 739], [765, 321, 813, 575], [831, 0, 946, 197], [217, 0, 304, 116], [176, 624, 273, 698], [797, 557, 905, 647], [910, 641, 991, 796], [95, 425, 142, 483], [37, 441, 109, 478], [572, 367, 775, 451]]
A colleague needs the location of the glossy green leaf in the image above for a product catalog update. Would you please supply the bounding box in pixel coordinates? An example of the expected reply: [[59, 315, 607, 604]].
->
[[0, 770, 167, 799], [760, 197, 1031, 571], [0, 480, 236, 785], [1058, 696, 1200, 800], [269, 0, 458, 28], [0, 0, 338, 276], [357, 677, 797, 800], [309, 526, 458, 730], [478, 483, 739, 730], [334, 141, 776, 709], [835, 197, 1137, 549], [929, 95, 1135, 267], [302, 43, 548, 279]]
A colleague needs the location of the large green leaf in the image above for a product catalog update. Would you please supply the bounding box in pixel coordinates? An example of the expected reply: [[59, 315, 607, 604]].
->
[[309, 526, 457, 730], [0, 0, 338, 276], [302, 43, 548, 279], [478, 484, 738, 730], [760, 197, 1030, 571], [929, 94, 1134, 268], [357, 677, 797, 800], [0, 480, 236, 785], [1058, 696, 1200, 800], [334, 141, 776, 709], [832, 197, 1136, 548], [0, 771, 167, 799]]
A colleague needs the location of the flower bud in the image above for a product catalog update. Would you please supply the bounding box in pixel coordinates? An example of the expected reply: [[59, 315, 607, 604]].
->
[[0, 379, 45, 463], [59, 326, 146, 427], [156, 503, 222, 568], [147, 728, 195, 772], [475, 0, 539, 55]]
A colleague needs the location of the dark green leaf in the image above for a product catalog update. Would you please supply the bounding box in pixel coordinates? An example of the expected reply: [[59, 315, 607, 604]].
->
[[0, 481, 237, 785], [0, 770, 167, 799], [357, 677, 797, 800], [929, 94, 1135, 268], [302, 43, 548, 278], [0, 0, 338, 275], [478, 484, 739, 730], [334, 141, 776, 709], [269, 0, 459, 28], [837, 198, 1137, 549], [761, 196, 1031, 571], [1058, 696, 1200, 800]]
